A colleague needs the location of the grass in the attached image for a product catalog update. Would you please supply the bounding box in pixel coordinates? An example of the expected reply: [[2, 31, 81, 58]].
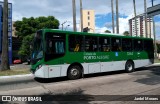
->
[[0, 68, 30, 76], [154, 59, 160, 63]]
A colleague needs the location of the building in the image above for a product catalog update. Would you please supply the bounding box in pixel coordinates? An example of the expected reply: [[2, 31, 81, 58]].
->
[[0, 2, 12, 64], [80, 10, 95, 33], [12, 21, 16, 37], [129, 16, 154, 39]]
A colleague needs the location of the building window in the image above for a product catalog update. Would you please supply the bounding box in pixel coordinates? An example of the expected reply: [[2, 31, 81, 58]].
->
[[88, 11, 90, 15], [88, 22, 90, 26], [8, 24, 12, 31], [88, 16, 90, 20], [8, 8, 11, 18]]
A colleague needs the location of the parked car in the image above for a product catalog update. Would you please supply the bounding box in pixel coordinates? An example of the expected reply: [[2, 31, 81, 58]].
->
[[13, 59, 22, 64]]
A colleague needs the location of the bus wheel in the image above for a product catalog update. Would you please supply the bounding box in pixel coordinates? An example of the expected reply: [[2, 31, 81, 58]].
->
[[68, 65, 82, 80], [125, 61, 134, 73]]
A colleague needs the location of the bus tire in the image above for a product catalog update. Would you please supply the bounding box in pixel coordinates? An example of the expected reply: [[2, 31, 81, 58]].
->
[[67, 65, 82, 80], [125, 61, 134, 73]]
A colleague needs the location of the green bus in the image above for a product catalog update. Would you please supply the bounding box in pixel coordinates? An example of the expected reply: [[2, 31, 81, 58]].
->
[[30, 29, 154, 79]]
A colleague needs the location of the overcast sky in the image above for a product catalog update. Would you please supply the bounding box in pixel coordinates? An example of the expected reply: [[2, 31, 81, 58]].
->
[[1, 0, 160, 40]]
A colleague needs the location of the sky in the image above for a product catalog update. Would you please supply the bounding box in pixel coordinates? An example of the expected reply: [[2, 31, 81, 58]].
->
[[1, 0, 160, 40]]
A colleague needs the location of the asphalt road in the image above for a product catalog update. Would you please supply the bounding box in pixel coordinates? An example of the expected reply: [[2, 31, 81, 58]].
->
[[0, 64, 160, 104]]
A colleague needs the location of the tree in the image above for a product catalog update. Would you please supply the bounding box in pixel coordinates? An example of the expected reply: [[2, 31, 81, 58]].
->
[[123, 31, 129, 36], [105, 30, 111, 33], [14, 16, 60, 60], [18, 34, 34, 61], [14, 16, 59, 39], [1, 0, 10, 71]]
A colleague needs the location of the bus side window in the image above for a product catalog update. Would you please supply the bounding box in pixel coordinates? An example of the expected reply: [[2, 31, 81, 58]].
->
[[99, 37, 110, 52], [122, 39, 132, 51], [69, 35, 83, 52], [48, 40, 53, 54], [85, 36, 98, 52], [74, 44, 80, 52], [55, 42, 64, 54], [111, 38, 121, 52], [134, 39, 143, 51]]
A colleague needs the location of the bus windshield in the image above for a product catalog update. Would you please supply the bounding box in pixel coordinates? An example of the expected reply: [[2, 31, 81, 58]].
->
[[32, 30, 43, 60]]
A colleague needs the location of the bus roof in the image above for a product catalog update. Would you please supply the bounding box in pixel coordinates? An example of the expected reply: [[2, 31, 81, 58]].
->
[[42, 29, 153, 40]]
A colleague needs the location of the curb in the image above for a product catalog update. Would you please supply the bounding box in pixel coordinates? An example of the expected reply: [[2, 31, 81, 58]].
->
[[0, 74, 32, 79]]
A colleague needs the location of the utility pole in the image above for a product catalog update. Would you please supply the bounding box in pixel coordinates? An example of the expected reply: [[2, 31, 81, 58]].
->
[[72, 0, 77, 32], [116, 0, 119, 34], [111, 0, 115, 33], [144, 0, 148, 38], [1, 0, 10, 71], [80, 0, 83, 32], [153, 18, 157, 59], [133, 0, 137, 36]]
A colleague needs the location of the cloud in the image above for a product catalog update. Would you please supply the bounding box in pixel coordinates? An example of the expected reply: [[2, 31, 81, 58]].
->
[[0, 0, 159, 40], [95, 26, 111, 33], [12, 12, 23, 21]]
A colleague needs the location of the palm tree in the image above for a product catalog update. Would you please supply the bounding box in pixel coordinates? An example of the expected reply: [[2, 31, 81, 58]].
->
[[133, 0, 137, 36], [72, 0, 77, 32], [116, 0, 119, 34], [144, 0, 148, 38], [111, 0, 115, 33]]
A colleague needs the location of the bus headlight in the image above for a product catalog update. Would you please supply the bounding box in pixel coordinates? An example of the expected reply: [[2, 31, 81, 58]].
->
[[38, 65, 42, 69], [36, 65, 42, 71]]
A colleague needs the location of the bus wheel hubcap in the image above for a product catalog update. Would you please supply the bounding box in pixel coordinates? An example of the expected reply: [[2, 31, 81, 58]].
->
[[71, 68, 78, 76], [127, 64, 132, 71]]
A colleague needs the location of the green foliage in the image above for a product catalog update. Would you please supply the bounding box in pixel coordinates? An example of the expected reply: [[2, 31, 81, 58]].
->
[[123, 31, 129, 36], [104, 30, 111, 33], [14, 16, 59, 38], [18, 34, 34, 59], [15, 16, 60, 59]]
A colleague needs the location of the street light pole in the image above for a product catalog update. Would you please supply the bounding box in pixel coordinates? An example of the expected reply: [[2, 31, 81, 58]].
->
[[72, 0, 77, 32], [61, 21, 67, 31], [111, 0, 115, 33], [80, 0, 83, 32]]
